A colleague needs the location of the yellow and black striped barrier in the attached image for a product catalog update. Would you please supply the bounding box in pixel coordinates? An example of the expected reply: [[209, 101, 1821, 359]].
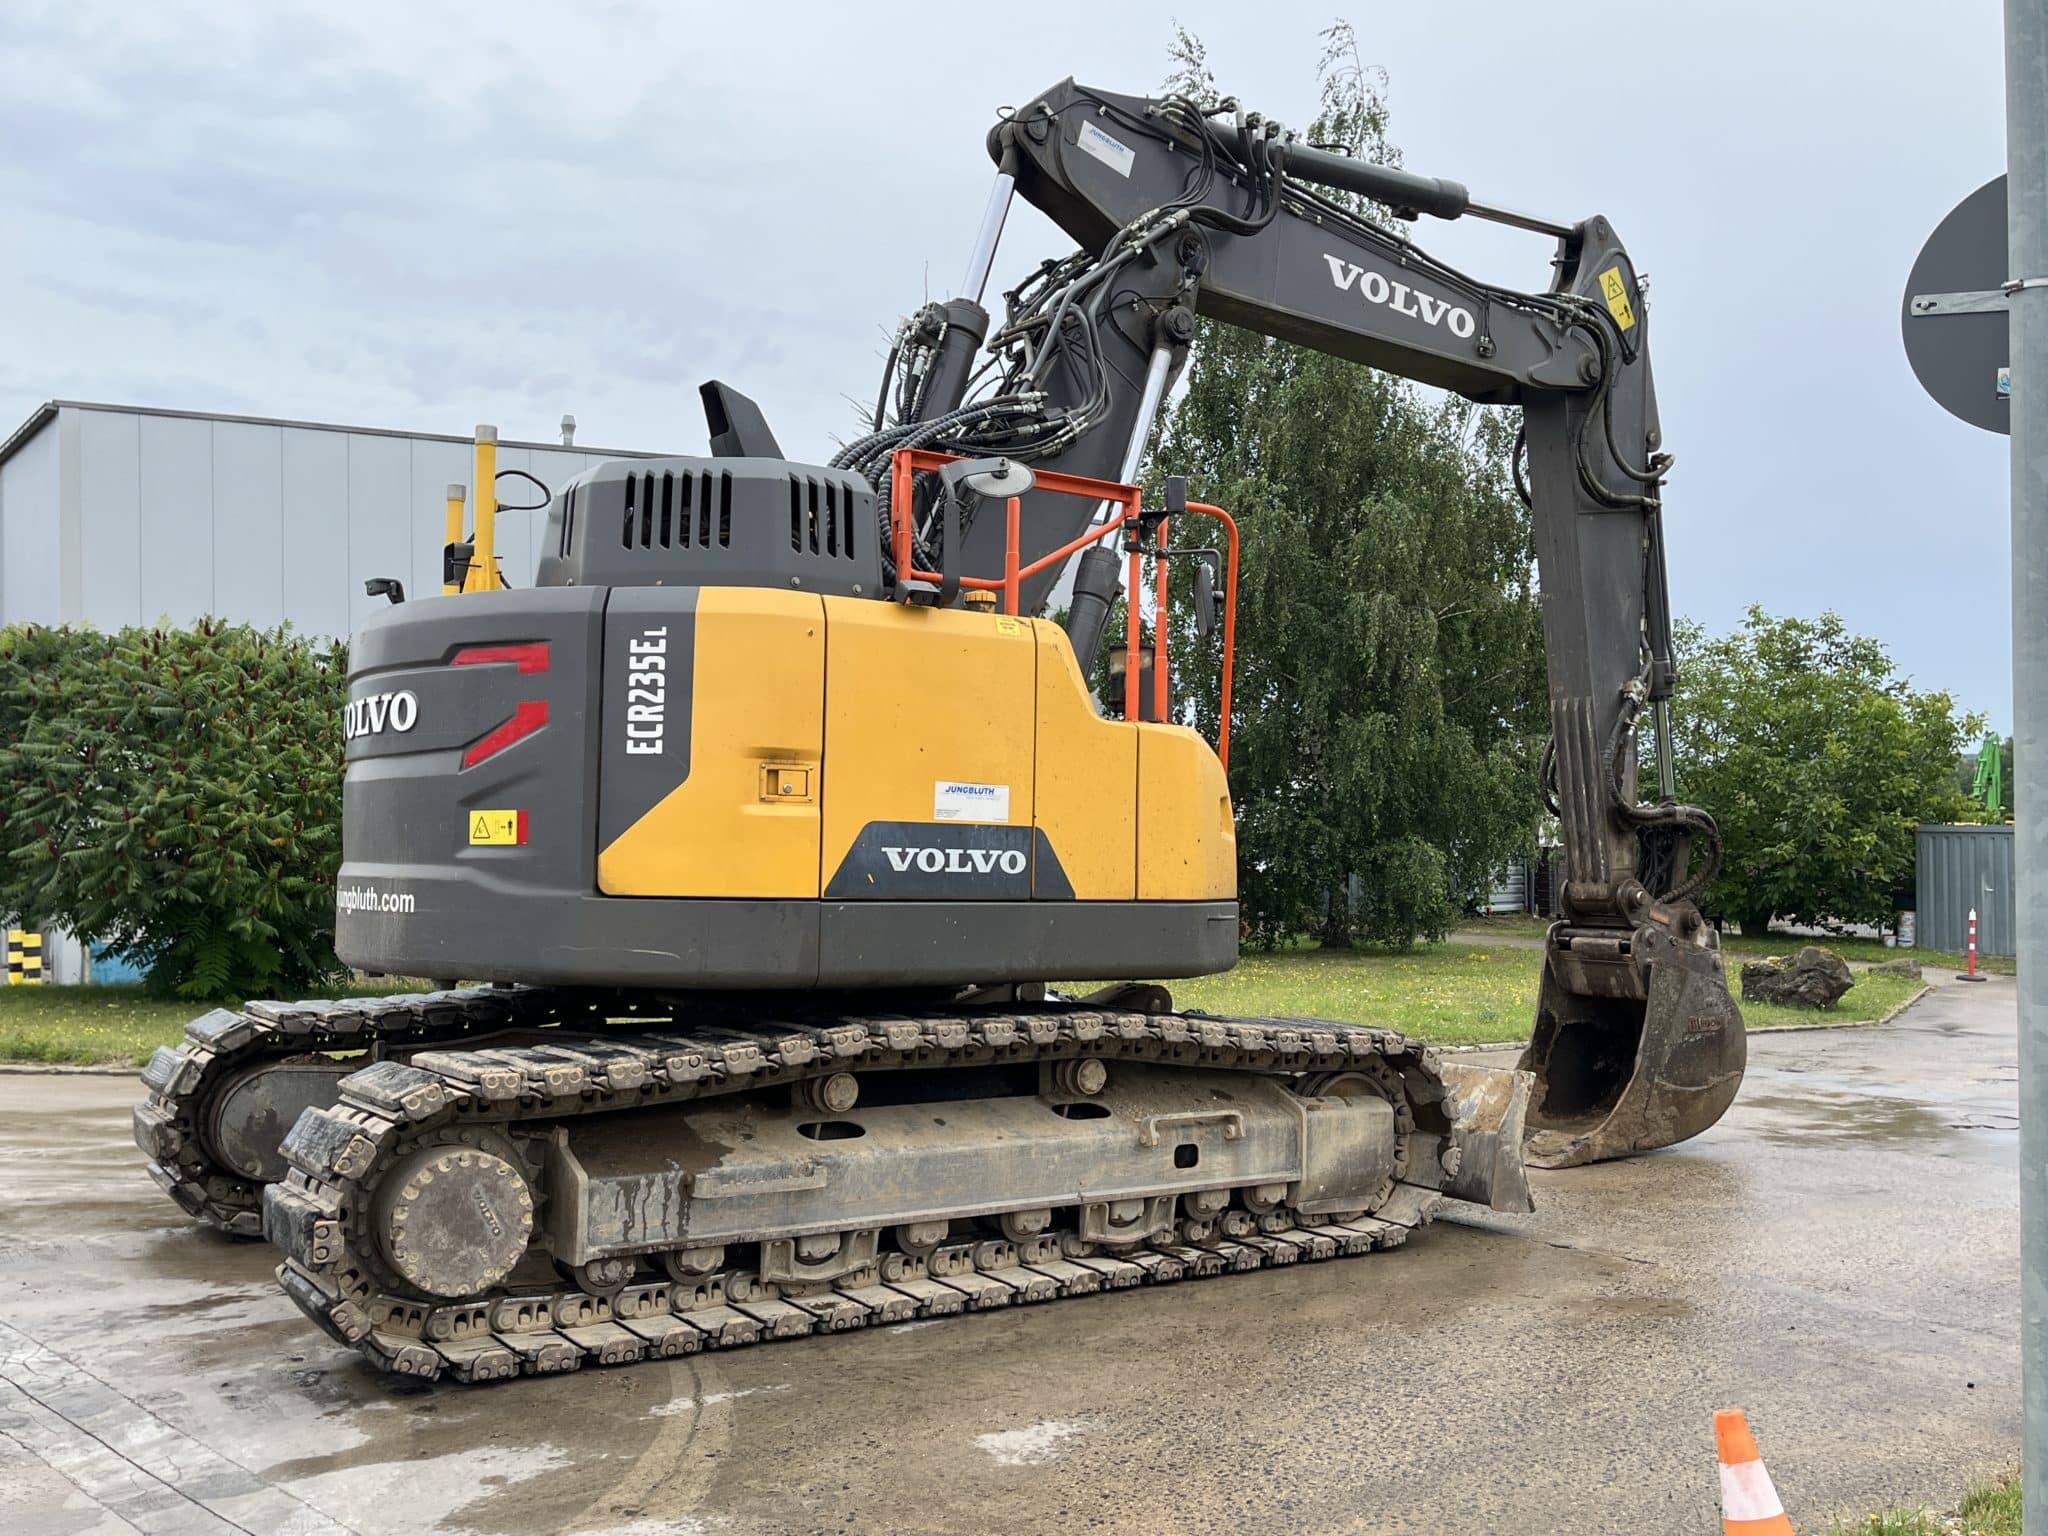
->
[[6, 929, 43, 985]]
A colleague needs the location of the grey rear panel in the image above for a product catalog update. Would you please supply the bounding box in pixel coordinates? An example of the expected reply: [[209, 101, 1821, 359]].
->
[[339, 587, 603, 976]]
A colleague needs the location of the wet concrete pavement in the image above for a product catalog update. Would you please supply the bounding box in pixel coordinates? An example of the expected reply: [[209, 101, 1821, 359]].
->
[[0, 979, 2019, 1535]]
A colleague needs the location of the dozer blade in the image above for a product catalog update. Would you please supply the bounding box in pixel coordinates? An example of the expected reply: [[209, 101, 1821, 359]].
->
[[1514, 922, 1745, 1169], [1437, 1062, 1535, 1214]]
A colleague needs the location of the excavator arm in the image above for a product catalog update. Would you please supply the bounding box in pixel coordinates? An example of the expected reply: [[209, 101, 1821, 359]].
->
[[833, 78, 1743, 1167]]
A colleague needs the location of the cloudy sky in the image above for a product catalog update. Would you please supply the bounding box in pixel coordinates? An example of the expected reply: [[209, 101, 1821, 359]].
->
[[1, 2, 2013, 724]]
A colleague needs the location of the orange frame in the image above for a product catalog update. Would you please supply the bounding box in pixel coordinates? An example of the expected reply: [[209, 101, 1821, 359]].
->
[[887, 449, 1239, 768]]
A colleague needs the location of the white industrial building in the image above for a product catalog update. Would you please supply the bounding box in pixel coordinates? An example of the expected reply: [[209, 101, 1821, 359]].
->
[[0, 399, 665, 983], [0, 400, 665, 635]]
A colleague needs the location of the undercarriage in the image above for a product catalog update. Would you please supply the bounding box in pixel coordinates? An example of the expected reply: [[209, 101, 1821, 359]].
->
[[136, 986, 1532, 1382]]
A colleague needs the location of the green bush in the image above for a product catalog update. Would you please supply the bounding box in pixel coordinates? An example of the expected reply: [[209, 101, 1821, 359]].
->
[[0, 621, 347, 1000]]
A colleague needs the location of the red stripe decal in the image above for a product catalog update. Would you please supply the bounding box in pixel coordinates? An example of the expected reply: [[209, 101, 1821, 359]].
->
[[463, 700, 549, 768], [451, 643, 551, 674]]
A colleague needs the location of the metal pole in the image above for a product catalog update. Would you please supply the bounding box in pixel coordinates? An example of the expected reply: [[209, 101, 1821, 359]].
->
[[1117, 343, 1176, 485], [2005, 1, 2048, 1522], [470, 425, 498, 594], [1084, 342, 1178, 534], [441, 484, 466, 596], [1653, 699, 1677, 800], [959, 173, 1015, 306]]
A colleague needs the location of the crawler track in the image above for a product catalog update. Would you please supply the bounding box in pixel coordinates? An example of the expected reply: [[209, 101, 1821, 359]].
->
[[133, 986, 579, 1234], [236, 991, 1467, 1382]]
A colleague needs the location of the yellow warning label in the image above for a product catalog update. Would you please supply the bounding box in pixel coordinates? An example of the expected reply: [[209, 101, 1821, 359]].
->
[[1598, 266, 1637, 330], [994, 615, 1024, 636], [468, 809, 525, 846]]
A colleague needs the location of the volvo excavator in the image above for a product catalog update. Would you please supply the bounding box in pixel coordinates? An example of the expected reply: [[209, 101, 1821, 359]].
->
[[134, 78, 1745, 1382]]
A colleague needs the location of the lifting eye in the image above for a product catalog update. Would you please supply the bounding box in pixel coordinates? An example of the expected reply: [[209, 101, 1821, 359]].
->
[[796, 1121, 864, 1141], [1173, 1144, 1200, 1169]]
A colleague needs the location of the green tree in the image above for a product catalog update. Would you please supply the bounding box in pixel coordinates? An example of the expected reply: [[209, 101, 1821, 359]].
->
[[0, 621, 348, 999], [1671, 607, 1977, 936], [1152, 23, 1547, 949]]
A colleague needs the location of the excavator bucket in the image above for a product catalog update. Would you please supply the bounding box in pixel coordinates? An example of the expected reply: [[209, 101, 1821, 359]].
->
[[1513, 922, 1746, 1168], [1437, 1061, 1535, 1214]]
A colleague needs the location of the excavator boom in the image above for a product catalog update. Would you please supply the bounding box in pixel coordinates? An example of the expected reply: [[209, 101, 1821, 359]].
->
[[859, 78, 1745, 1164]]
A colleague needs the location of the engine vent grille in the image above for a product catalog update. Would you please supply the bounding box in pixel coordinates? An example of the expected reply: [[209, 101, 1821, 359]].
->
[[622, 469, 734, 550], [535, 454, 879, 598], [557, 484, 580, 559], [789, 475, 857, 560]]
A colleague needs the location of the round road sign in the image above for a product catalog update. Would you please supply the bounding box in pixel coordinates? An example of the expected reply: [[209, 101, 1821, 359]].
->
[[1903, 176, 2009, 435]]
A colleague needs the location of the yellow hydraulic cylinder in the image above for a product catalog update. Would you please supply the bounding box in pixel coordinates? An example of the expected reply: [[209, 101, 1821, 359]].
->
[[442, 482, 466, 595], [466, 424, 499, 593]]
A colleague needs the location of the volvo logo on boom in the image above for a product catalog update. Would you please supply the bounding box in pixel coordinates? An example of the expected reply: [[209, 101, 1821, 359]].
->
[[343, 690, 419, 742], [1322, 254, 1475, 339]]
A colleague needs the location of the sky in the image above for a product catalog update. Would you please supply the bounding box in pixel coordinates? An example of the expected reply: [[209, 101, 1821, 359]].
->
[[0, 2, 2014, 725]]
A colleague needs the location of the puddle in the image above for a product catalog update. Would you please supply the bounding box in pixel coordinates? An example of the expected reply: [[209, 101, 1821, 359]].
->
[[1745, 1088, 1952, 1145], [286, 1441, 573, 1533], [975, 1419, 1091, 1466]]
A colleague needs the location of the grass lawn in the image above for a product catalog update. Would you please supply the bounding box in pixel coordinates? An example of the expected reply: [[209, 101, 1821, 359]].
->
[[1096, 940, 1927, 1047], [0, 978, 435, 1067], [1825, 1468, 2019, 1535], [0, 986, 204, 1067], [0, 941, 1933, 1067], [1137, 942, 1547, 1047], [1457, 909, 2013, 977]]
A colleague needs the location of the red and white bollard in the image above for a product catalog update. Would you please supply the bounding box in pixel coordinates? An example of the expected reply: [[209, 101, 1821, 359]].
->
[[1959, 906, 1987, 982]]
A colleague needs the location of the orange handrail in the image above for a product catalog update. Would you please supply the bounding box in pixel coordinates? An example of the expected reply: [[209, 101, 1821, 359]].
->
[[885, 448, 1238, 767], [888, 448, 1147, 616]]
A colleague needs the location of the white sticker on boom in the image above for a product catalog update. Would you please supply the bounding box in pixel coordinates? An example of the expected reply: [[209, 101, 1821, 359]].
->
[[1076, 120, 1136, 178], [934, 780, 1011, 823]]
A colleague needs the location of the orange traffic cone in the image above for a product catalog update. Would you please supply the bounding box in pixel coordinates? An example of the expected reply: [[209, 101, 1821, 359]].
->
[[1715, 1409, 1795, 1534]]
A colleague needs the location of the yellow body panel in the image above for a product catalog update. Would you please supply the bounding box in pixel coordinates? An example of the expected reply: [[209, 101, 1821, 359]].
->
[[598, 590, 1233, 909], [1032, 624, 1138, 899], [1136, 723, 1238, 901], [597, 589, 825, 897], [819, 597, 1037, 883]]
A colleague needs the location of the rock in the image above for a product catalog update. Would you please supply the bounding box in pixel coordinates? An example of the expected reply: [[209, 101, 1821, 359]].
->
[[1740, 945, 1855, 1009], [1868, 956, 1924, 981]]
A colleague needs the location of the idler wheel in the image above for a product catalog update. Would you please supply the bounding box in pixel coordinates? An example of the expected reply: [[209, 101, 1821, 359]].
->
[[1054, 1058, 1108, 1097], [796, 1073, 861, 1114], [373, 1146, 534, 1299]]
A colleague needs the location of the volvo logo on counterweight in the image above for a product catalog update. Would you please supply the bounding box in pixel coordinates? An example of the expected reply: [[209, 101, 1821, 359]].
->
[[343, 690, 419, 742], [1322, 254, 1475, 338]]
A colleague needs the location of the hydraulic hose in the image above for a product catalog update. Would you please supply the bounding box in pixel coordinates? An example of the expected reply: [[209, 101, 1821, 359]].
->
[[1602, 675, 1722, 905]]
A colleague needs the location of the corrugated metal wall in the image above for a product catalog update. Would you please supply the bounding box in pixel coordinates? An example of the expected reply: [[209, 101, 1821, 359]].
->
[[1914, 823, 2015, 956], [0, 404, 662, 638], [1484, 855, 1531, 914]]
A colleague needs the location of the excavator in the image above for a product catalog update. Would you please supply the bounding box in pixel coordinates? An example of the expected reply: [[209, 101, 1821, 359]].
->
[[134, 78, 1745, 1382]]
